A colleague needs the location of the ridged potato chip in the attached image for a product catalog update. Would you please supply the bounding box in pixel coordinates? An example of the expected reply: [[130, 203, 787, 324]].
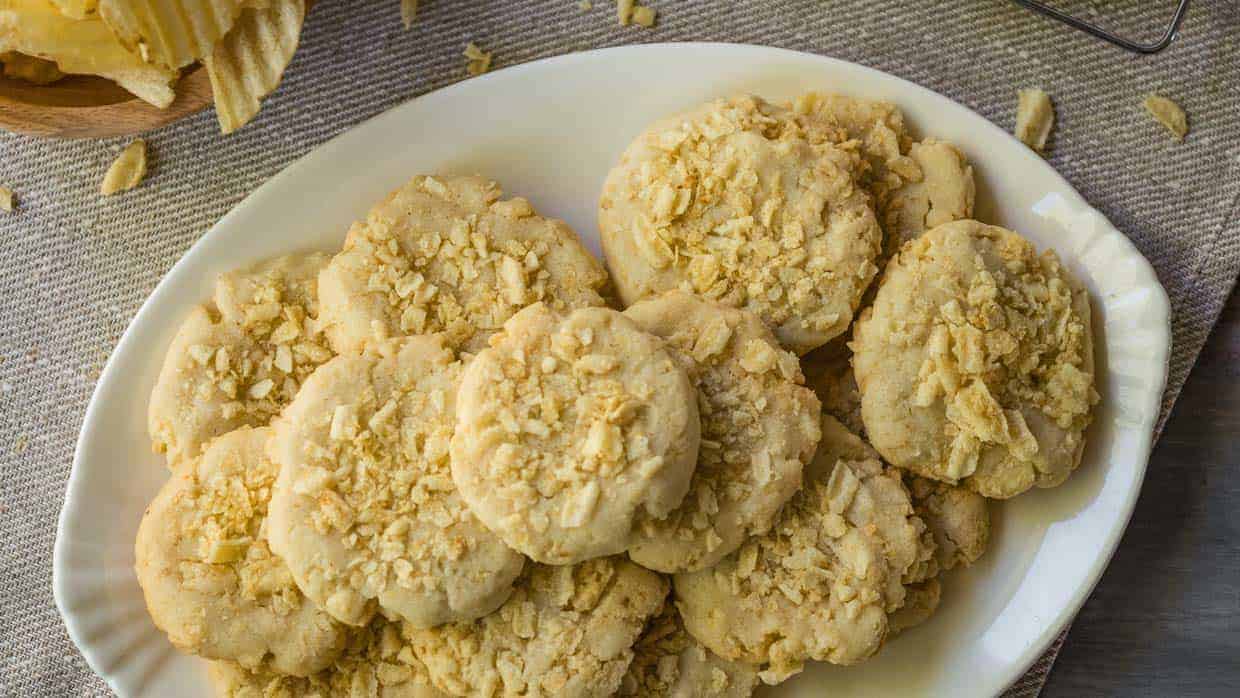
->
[[50, 0, 97, 18], [0, 0, 177, 107], [1, 50, 65, 84], [204, 0, 304, 134], [99, 0, 253, 70]]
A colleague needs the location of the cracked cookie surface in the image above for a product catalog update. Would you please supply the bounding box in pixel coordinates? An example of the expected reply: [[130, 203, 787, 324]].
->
[[452, 303, 700, 565], [599, 95, 882, 354], [135, 426, 348, 676], [623, 291, 820, 573], [408, 557, 667, 698], [267, 335, 524, 628], [853, 220, 1098, 498], [148, 252, 334, 466], [318, 174, 608, 354]]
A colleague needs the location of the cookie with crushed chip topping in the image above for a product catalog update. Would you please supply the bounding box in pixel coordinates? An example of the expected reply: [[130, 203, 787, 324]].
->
[[623, 290, 821, 573], [599, 95, 882, 354], [619, 599, 759, 698], [853, 220, 1098, 498], [267, 334, 524, 628], [806, 413, 934, 612], [408, 557, 667, 698], [209, 616, 447, 697], [673, 455, 891, 685], [452, 303, 700, 565], [793, 93, 975, 261], [318, 174, 608, 354], [135, 427, 348, 676], [148, 252, 333, 466]]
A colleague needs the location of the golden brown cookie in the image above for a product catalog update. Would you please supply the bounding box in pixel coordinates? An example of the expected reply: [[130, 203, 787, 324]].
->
[[135, 427, 348, 676], [853, 220, 1098, 498], [623, 291, 821, 573], [266, 335, 524, 628], [318, 174, 608, 354], [409, 557, 668, 698], [451, 303, 700, 565], [599, 95, 882, 354], [148, 252, 333, 465]]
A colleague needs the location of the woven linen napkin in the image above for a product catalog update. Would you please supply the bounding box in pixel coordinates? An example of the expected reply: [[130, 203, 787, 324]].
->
[[1, 1, 1237, 695]]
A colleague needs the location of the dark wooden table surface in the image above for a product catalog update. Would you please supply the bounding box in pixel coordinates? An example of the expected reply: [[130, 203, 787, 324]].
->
[[1043, 288, 1240, 696]]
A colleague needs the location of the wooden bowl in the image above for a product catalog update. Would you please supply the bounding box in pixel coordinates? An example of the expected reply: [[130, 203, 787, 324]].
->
[[0, 63, 214, 139]]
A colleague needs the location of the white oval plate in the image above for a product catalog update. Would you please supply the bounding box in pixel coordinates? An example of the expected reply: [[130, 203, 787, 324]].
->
[[54, 43, 1170, 698]]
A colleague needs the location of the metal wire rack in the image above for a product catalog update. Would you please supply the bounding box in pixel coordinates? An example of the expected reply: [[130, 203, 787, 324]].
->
[[1010, 0, 1191, 54]]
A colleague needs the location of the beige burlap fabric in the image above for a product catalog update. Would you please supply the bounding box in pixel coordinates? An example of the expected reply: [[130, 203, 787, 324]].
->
[[1, 1, 1237, 695]]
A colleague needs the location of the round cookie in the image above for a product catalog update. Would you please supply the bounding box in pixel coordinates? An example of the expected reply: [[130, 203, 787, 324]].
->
[[134, 427, 348, 676], [451, 303, 700, 565], [623, 291, 821, 573], [599, 94, 882, 354], [852, 220, 1098, 498], [210, 617, 447, 698], [266, 335, 524, 628], [792, 93, 976, 259], [619, 600, 759, 698], [807, 414, 934, 611], [148, 252, 334, 465], [318, 174, 608, 354], [408, 557, 668, 698], [673, 458, 891, 685]]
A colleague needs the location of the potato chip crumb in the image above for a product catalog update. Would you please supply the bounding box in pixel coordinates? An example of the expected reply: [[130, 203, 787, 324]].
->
[[464, 42, 492, 77], [578, 0, 592, 10], [100, 139, 148, 196], [617, 0, 634, 25], [1014, 88, 1054, 153], [401, 0, 418, 28], [1143, 94, 1188, 140], [0, 186, 14, 213], [632, 5, 656, 27]]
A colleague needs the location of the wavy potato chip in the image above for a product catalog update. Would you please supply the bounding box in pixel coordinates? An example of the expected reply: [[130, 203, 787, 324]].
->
[[204, 0, 304, 134], [100, 0, 253, 69], [50, 0, 97, 18], [1, 50, 64, 83], [0, 0, 177, 107]]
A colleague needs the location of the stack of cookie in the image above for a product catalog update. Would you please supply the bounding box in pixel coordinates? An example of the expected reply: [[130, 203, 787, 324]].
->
[[135, 93, 1098, 697]]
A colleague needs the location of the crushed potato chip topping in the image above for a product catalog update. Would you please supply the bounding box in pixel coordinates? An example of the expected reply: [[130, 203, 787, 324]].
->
[[408, 558, 666, 697], [210, 617, 437, 697], [100, 139, 147, 195], [1143, 94, 1188, 140], [0, 186, 14, 213]]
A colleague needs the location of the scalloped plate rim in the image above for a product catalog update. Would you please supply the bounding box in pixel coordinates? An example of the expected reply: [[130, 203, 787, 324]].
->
[[54, 42, 1171, 698]]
